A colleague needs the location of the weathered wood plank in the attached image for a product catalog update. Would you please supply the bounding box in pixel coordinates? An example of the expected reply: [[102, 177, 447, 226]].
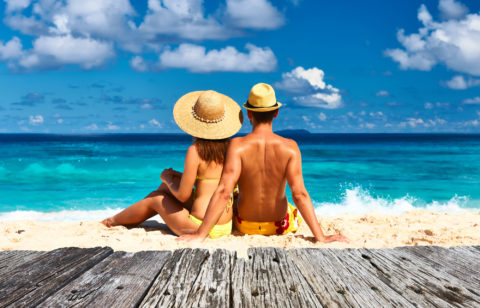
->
[[231, 256, 253, 307], [0, 250, 46, 276], [0, 247, 112, 308], [242, 247, 323, 307], [139, 248, 210, 308], [395, 246, 480, 292], [37, 250, 171, 308], [183, 249, 234, 307], [357, 247, 480, 307], [289, 248, 414, 308], [449, 246, 480, 262]]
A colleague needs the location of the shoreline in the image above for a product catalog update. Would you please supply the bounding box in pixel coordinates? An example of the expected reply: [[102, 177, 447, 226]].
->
[[1, 210, 479, 258]]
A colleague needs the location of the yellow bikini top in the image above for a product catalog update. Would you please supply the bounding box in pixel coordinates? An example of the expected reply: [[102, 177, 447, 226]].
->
[[194, 175, 234, 209], [195, 175, 221, 182]]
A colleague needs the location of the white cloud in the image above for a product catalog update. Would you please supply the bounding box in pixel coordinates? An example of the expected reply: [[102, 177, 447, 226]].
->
[[318, 112, 327, 121], [385, 1, 480, 76], [369, 111, 386, 120], [55, 0, 135, 37], [3, 13, 47, 36], [85, 123, 98, 130], [407, 117, 424, 128], [0, 37, 23, 60], [149, 118, 162, 128], [445, 75, 480, 89], [428, 118, 447, 126], [464, 97, 480, 104], [5, 0, 31, 12], [376, 90, 390, 97], [424, 101, 450, 110], [130, 56, 148, 72], [275, 66, 342, 109], [225, 0, 284, 30], [141, 103, 153, 110], [138, 0, 230, 41], [438, 0, 468, 20], [28, 115, 44, 125], [106, 122, 120, 130], [57, 118, 64, 124], [3, 0, 137, 46], [158, 43, 277, 73], [365, 123, 376, 129], [464, 119, 479, 126], [19, 35, 114, 69], [1, 0, 286, 72]]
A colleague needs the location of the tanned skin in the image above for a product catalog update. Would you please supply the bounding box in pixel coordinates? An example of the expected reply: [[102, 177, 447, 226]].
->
[[179, 110, 349, 243]]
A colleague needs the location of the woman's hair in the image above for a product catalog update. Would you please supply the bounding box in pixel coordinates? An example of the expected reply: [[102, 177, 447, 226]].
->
[[193, 138, 230, 164]]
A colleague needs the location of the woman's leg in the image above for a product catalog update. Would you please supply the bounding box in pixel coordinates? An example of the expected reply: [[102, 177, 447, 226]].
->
[[148, 192, 199, 236], [101, 189, 163, 227], [102, 188, 199, 235], [101, 177, 196, 232]]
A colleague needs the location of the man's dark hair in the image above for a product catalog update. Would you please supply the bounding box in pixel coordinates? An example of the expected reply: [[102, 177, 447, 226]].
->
[[251, 110, 277, 123]]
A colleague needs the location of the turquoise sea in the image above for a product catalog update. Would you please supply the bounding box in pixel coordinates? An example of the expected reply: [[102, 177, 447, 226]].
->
[[0, 133, 479, 221]]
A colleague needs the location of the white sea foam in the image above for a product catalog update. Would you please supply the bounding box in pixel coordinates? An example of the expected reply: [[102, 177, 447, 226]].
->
[[314, 186, 475, 216], [0, 208, 125, 222], [0, 186, 477, 222]]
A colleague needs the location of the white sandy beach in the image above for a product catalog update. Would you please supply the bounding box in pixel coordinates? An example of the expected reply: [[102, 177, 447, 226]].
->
[[1, 210, 479, 258]]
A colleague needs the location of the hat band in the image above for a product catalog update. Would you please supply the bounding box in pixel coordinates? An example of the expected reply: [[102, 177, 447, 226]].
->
[[245, 101, 279, 109], [192, 106, 225, 123]]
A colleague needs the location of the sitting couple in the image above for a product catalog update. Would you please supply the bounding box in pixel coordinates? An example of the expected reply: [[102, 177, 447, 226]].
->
[[102, 83, 348, 243]]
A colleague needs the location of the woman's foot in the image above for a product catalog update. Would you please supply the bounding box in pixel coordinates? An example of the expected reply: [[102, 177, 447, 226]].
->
[[101, 217, 116, 227]]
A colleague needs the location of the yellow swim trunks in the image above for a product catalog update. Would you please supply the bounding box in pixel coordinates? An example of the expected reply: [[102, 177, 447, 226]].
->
[[189, 215, 232, 239], [234, 203, 302, 235]]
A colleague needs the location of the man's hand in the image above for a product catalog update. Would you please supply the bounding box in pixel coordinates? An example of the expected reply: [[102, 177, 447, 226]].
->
[[176, 232, 207, 243], [318, 234, 350, 244]]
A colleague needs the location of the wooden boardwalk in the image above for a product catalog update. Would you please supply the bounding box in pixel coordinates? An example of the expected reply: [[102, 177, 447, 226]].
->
[[0, 246, 479, 307]]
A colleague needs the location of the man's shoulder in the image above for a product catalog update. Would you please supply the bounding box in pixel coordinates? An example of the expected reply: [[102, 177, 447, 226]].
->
[[228, 136, 247, 153], [230, 136, 245, 146], [272, 134, 299, 150]]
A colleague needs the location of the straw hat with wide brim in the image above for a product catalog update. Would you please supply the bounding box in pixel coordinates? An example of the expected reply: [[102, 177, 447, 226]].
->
[[173, 90, 243, 140], [243, 83, 282, 112]]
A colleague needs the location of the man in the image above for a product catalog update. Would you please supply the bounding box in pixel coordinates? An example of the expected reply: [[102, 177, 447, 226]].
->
[[179, 83, 349, 243]]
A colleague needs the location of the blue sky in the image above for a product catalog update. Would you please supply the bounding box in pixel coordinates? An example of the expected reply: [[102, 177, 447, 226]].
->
[[0, 0, 480, 133]]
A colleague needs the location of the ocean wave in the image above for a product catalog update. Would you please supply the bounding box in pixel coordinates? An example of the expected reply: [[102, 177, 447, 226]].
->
[[0, 208, 124, 222], [0, 162, 164, 182], [314, 186, 475, 215]]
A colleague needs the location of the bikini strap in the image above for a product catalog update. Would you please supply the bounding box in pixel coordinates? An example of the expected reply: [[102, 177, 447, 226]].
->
[[195, 175, 221, 182]]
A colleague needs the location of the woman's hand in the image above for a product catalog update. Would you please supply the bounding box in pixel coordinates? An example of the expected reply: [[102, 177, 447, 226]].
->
[[160, 169, 171, 183], [160, 168, 181, 183]]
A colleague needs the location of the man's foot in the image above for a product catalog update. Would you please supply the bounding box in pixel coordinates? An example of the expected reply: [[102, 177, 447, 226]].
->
[[101, 217, 116, 227]]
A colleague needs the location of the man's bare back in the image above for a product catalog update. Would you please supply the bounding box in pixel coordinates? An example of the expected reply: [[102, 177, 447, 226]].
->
[[232, 131, 297, 222]]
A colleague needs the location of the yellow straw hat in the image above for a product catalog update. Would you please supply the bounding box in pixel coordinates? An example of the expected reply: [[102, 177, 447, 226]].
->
[[173, 90, 243, 139], [243, 83, 282, 112]]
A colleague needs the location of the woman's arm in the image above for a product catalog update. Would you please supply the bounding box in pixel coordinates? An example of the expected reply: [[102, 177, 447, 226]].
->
[[161, 145, 199, 203]]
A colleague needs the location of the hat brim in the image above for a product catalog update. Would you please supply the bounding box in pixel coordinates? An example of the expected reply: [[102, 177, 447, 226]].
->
[[243, 101, 282, 112], [173, 91, 243, 140]]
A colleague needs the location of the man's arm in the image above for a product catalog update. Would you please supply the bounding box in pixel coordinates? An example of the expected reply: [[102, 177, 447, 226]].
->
[[286, 141, 349, 243], [177, 139, 242, 242]]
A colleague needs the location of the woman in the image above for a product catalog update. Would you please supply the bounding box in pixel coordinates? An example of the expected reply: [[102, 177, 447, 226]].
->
[[102, 90, 243, 238]]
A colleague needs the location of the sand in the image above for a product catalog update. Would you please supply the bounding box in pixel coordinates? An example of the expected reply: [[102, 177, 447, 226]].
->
[[1, 210, 479, 258]]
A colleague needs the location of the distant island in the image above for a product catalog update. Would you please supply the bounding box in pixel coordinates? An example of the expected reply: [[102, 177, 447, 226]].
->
[[275, 129, 312, 136]]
